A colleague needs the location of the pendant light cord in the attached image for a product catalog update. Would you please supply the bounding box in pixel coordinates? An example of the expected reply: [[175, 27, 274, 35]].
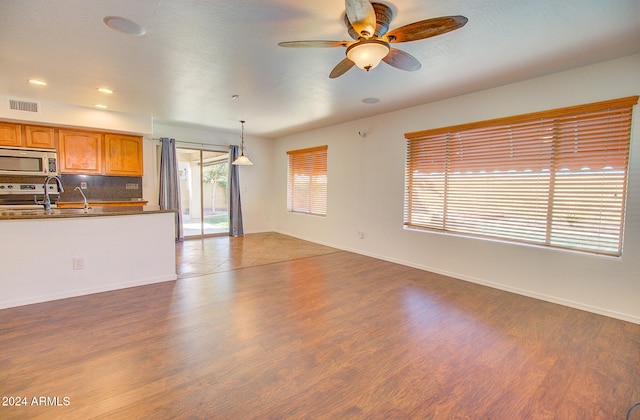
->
[[240, 120, 245, 153]]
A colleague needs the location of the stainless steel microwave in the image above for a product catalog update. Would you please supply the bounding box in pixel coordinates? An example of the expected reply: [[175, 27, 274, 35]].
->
[[0, 147, 58, 176]]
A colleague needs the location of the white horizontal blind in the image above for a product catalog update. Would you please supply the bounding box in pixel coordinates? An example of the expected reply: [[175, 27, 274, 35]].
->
[[287, 145, 328, 216], [404, 96, 638, 256]]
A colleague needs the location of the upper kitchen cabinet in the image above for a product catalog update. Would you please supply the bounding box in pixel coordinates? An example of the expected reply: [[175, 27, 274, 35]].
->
[[58, 129, 103, 175], [0, 119, 144, 176], [104, 134, 143, 176], [25, 126, 56, 149], [0, 123, 55, 149], [58, 130, 143, 176], [0, 122, 23, 147]]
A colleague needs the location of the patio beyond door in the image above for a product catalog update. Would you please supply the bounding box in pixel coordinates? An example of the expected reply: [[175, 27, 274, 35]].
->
[[177, 148, 229, 237]]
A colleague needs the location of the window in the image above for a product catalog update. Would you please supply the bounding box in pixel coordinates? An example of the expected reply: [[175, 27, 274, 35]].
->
[[404, 96, 638, 256], [287, 145, 328, 216]]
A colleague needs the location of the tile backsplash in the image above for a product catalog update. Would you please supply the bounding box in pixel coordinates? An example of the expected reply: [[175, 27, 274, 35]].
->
[[60, 174, 143, 202], [0, 174, 144, 202]]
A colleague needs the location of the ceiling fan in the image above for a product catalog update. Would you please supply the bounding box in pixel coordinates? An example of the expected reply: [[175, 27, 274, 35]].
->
[[278, 0, 468, 78]]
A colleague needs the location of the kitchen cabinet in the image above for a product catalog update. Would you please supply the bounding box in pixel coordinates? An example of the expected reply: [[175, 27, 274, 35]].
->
[[104, 134, 143, 176], [0, 123, 56, 149], [58, 130, 143, 176], [58, 130, 103, 175], [25, 126, 56, 149], [0, 122, 22, 147], [0, 119, 144, 176]]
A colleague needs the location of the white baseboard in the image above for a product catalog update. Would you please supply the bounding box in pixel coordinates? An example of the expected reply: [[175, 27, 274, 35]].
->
[[0, 275, 177, 310]]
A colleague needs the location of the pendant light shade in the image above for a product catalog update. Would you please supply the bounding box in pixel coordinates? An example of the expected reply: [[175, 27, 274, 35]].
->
[[232, 154, 253, 165], [232, 120, 253, 166]]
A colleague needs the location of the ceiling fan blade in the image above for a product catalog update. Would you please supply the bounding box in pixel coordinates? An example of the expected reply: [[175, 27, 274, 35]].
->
[[329, 58, 356, 78], [386, 15, 468, 43], [278, 40, 349, 48], [382, 48, 421, 71], [345, 0, 376, 38]]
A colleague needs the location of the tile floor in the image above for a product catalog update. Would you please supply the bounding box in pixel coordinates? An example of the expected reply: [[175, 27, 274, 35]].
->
[[175, 232, 340, 279]]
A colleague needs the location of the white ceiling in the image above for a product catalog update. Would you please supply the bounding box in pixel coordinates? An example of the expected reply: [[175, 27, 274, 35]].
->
[[1, 0, 639, 138]]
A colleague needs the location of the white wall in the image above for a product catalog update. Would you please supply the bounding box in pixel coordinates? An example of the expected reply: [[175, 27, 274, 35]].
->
[[272, 54, 640, 324], [0, 97, 152, 134]]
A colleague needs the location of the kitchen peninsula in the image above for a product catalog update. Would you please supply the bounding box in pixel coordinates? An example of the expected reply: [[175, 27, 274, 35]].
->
[[0, 209, 177, 309]]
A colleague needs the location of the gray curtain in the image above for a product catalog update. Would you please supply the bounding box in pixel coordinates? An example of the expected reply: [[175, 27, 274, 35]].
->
[[229, 145, 244, 237], [159, 138, 184, 242]]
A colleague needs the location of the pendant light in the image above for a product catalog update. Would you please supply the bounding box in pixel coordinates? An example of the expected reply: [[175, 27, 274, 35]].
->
[[232, 120, 253, 165]]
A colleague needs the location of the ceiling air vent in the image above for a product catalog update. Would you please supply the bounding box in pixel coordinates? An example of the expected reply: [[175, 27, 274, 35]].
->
[[9, 99, 39, 113]]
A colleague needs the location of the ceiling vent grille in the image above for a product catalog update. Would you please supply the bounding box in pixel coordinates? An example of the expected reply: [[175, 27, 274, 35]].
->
[[9, 99, 39, 113]]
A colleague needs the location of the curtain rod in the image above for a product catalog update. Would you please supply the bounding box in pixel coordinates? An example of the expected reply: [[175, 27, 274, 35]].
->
[[149, 137, 232, 149]]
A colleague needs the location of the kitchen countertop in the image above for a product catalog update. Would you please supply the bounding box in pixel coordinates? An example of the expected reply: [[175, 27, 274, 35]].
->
[[0, 207, 175, 220], [57, 200, 148, 208]]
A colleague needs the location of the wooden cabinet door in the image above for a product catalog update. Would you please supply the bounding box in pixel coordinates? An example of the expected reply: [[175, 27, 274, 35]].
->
[[25, 126, 56, 149], [104, 134, 143, 176], [0, 122, 23, 147], [58, 130, 102, 174]]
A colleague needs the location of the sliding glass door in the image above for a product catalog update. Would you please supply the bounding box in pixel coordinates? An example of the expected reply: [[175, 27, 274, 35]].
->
[[176, 147, 229, 238]]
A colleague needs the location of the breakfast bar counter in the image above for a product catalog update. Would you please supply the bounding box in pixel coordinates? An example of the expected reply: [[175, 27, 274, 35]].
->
[[0, 207, 172, 220], [0, 209, 178, 309]]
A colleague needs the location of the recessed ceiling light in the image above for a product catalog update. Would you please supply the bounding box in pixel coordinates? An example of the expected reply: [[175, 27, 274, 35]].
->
[[103, 16, 146, 36], [98, 87, 113, 95], [362, 97, 380, 104], [28, 79, 47, 86], [95, 104, 108, 109]]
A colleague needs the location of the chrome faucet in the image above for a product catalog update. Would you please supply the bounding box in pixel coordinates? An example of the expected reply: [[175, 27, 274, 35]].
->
[[75, 186, 89, 213], [40, 175, 64, 213]]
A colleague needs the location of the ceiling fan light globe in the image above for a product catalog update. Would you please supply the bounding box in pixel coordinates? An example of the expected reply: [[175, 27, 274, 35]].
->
[[346, 40, 390, 71]]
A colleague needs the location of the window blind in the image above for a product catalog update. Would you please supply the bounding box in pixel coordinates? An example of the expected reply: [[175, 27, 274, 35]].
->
[[404, 96, 638, 256], [287, 145, 328, 216]]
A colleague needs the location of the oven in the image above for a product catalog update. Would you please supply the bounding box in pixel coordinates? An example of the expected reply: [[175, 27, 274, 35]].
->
[[0, 182, 61, 210]]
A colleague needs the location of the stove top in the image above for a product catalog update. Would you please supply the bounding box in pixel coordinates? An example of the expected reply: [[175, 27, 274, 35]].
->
[[0, 183, 60, 209], [0, 182, 61, 195]]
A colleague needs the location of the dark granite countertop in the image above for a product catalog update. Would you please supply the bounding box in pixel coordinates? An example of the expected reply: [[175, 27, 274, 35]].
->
[[57, 200, 148, 208], [0, 207, 175, 220], [58, 199, 147, 204]]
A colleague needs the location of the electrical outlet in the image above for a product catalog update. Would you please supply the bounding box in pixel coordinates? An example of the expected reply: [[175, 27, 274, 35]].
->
[[125, 183, 139, 190], [80, 182, 87, 189], [73, 257, 84, 270]]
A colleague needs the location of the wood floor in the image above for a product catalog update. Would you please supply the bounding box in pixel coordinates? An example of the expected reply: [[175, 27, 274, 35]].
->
[[1, 233, 639, 419], [175, 232, 340, 278]]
